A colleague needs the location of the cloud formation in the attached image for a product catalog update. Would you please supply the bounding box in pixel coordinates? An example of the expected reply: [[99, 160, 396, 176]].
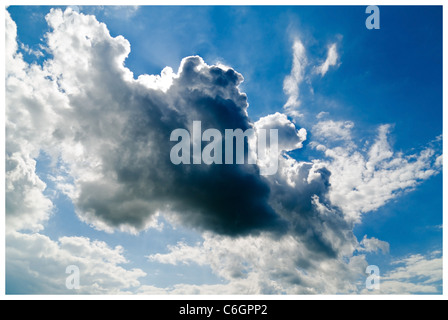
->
[[5, 8, 442, 295], [8, 8, 306, 237], [147, 232, 366, 294], [312, 120, 354, 142], [311, 124, 442, 222], [361, 251, 442, 294], [359, 235, 390, 254], [283, 39, 307, 117], [6, 231, 146, 294], [315, 43, 339, 76]]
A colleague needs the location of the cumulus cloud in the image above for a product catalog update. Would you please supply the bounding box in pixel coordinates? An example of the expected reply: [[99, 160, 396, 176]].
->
[[5, 9, 68, 232], [315, 43, 339, 76], [255, 112, 307, 152], [6, 231, 146, 294], [6, 8, 357, 292], [7, 8, 298, 237], [251, 112, 307, 176], [143, 84, 441, 295], [5, 153, 53, 232]]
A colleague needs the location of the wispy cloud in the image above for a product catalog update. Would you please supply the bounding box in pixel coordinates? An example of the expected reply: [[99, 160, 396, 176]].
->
[[359, 235, 390, 254], [283, 39, 307, 118], [362, 251, 442, 294], [315, 43, 339, 76], [311, 124, 442, 222]]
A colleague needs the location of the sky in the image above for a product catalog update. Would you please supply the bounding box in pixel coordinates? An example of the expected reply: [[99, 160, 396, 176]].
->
[[4, 5, 443, 295]]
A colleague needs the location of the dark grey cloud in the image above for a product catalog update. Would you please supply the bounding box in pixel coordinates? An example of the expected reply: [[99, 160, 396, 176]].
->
[[7, 9, 342, 250], [266, 160, 355, 260], [6, 9, 358, 266], [51, 43, 286, 235]]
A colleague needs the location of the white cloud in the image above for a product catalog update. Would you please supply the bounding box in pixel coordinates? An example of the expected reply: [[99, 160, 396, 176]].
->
[[102, 5, 140, 20], [386, 252, 442, 284], [283, 39, 307, 118], [137, 66, 176, 92], [362, 251, 442, 294], [435, 154, 443, 167], [148, 232, 367, 294], [255, 112, 307, 152], [137, 273, 284, 295], [313, 124, 442, 222], [6, 231, 146, 294], [316, 111, 329, 119], [312, 120, 354, 142], [5, 9, 69, 232], [315, 43, 339, 76], [148, 241, 207, 267], [6, 9, 146, 294], [7, 8, 283, 236], [147, 232, 442, 295], [359, 235, 390, 254], [5, 153, 53, 232], [20, 42, 44, 58]]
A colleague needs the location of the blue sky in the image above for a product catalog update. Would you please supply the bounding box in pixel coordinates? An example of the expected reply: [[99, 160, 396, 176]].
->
[[5, 5, 443, 294]]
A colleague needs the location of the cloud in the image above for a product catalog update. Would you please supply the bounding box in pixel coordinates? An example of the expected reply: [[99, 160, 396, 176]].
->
[[362, 251, 442, 294], [6, 231, 146, 294], [7, 8, 293, 237], [5, 9, 66, 232], [315, 43, 339, 76], [6, 8, 442, 295], [5, 153, 53, 232], [312, 120, 354, 142], [68, 6, 140, 20], [316, 111, 329, 119], [102, 5, 140, 19], [20, 42, 44, 58], [283, 39, 307, 117], [359, 235, 390, 254], [137, 275, 276, 295], [255, 112, 307, 152], [4, 9, 358, 251], [148, 232, 367, 294], [312, 124, 442, 222]]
